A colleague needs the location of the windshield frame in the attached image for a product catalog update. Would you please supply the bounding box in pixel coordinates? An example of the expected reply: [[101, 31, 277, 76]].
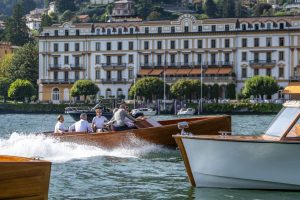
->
[[265, 107, 300, 139]]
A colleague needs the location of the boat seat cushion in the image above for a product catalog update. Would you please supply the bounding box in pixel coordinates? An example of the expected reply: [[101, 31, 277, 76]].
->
[[135, 119, 162, 128]]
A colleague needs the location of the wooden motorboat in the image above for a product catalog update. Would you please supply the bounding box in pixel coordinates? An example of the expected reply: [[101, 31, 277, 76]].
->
[[0, 155, 51, 199], [49, 116, 231, 149], [173, 101, 300, 190]]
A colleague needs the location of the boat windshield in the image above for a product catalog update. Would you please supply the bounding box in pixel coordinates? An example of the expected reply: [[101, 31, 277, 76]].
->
[[286, 117, 300, 138], [265, 107, 300, 137]]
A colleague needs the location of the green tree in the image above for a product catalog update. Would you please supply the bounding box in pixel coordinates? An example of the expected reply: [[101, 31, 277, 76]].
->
[[170, 79, 192, 100], [225, 83, 236, 99], [222, 0, 235, 18], [253, 3, 272, 16], [211, 83, 220, 100], [0, 54, 13, 78], [8, 42, 38, 86], [8, 79, 35, 102], [170, 79, 207, 101], [135, 0, 152, 19], [129, 77, 164, 101], [41, 14, 53, 27], [4, 4, 31, 46], [242, 76, 279, 99], [204, 0, 217, 18], [20, 0, 36, 14], [190, 79, 208, 99], [70, 80, 99, 101], [147, 11, 162, 21], [106, 3, 114, 15], [0, 77, 12, 102], [60, 10, 74, 22], [55, 0, 76, 13]]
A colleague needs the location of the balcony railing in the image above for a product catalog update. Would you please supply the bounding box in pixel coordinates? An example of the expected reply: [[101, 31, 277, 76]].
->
[[70, 64, 84, 70], [140, 61, 233, 68], [40, 79, 76, 84], [249, 60, 276, 68], [290, 76, 300, 81], [101, 63, 127, 70], [100, 78, 130, 84], [206, 61, 233, 67], [48, 64, 61, 70], [165, 76, 235, 83]]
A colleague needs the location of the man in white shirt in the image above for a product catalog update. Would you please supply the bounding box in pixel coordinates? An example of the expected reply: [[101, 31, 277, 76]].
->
[[91, 109, 108, 132], [69, 113, 93, 133], [54, 115, 67, 133]]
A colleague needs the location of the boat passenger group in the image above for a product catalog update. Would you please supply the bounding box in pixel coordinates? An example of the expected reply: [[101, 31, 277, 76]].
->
[[54, 103, 145, 133]]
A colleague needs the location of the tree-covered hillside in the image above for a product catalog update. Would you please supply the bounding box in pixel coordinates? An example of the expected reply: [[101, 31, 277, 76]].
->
[[0, 0, 298, 22], [0, 0, 44, 16]]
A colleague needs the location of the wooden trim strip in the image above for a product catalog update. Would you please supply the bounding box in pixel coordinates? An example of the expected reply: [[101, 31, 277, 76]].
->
[[281, 112, 300, 140], [174, 136, 196, 187]]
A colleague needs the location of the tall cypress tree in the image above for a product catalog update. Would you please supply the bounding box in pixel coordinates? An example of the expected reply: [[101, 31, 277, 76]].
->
[[4, 4, 31, 46], [205, 0, 217, 18], [222, 0, 235, 18]]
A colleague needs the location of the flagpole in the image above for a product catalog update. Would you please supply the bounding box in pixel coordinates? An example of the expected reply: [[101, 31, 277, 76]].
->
[[200, 63, 203, 113], [163, 49, 166, 111]]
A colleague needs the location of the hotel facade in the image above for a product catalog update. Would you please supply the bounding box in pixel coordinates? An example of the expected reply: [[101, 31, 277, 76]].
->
[[38, 14, 300, 103]]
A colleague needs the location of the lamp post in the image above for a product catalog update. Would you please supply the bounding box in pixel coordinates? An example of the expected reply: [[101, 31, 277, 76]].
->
[[163, 49, 166, 111], [200, 63, 203, 114]]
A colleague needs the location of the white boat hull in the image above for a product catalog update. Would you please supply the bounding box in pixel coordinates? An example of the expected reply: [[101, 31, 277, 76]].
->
[[181, 138, 300, 190]]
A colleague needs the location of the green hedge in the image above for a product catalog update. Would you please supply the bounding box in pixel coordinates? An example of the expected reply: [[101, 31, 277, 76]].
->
[[202, 103, 282, 114], [0, 103, 71, 114], [0, 102, 283, 114]]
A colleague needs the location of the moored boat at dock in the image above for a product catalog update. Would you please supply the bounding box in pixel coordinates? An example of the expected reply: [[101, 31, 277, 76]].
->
[[65, 102, 113, 122]]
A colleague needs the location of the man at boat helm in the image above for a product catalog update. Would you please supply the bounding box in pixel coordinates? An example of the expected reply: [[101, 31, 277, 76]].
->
[[109, 103, 141, 131], [69, 113, 93, 133]]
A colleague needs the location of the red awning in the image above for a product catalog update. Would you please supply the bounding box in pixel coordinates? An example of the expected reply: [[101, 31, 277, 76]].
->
[[139, 69, 152, 76], [149, 69, 163, 75], [205, 68, 219, 75], [189, 68, 202, 75], [176, 69, 192, 75]]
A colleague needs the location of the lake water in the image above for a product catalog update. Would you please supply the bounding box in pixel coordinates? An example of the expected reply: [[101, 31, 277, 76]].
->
[[0, 114, 300, 200]]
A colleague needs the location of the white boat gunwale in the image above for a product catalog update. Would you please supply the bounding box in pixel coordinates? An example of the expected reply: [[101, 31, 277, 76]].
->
[[173, 135, 300, 144]]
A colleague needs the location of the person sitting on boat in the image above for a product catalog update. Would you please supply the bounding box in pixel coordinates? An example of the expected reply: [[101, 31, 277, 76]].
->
[[69, 113, 93, 133], [109, 104, 140, 131], [91, 108, 108, 132], [54, 115, 67, 134]]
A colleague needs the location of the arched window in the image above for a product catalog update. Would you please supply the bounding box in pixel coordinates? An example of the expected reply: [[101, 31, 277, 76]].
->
[[106, 88, 112, 98], [118, 28, 122, 34], [117, 88, 123, 97], [52, 88, 60, 101], [96, 29, 100, 35]]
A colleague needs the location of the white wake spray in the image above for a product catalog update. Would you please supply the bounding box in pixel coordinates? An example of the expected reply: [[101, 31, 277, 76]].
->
[[0, 132, 165, 162]]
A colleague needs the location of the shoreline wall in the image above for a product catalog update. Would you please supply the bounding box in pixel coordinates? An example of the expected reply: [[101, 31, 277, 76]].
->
[[0, 103, 282, 114]]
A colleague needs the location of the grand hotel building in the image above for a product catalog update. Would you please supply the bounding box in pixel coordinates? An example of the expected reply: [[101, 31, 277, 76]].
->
[[38, 14, 300, 103]]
